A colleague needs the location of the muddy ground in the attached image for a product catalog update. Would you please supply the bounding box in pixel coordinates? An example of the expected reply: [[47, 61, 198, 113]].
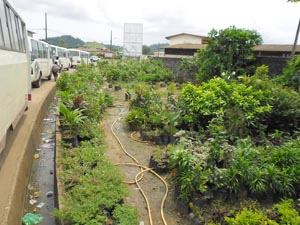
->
[[101, 86, 189, 225]]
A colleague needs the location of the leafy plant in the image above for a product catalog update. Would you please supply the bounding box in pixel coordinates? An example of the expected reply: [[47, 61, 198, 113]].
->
[[169, 147, 210, 200], [273, 199, 300, 225], [112, 204, 139, 225], [225, 208, 278, 225], [59, 103, 87, 135], [178, 79, 271, 138], [280, 55, 300, 89], [163, 111, 180, 135]]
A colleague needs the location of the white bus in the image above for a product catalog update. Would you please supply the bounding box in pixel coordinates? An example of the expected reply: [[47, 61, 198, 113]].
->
[[50, 45, 71, 70], [68, 49, 90, 68], [28, 37, 52, 87], [68, 49, 81, 68], [0, 0, 31, 152], [80, 50, 90, 64]]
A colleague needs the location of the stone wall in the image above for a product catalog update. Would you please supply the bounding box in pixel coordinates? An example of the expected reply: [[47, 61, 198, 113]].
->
[[254, 56, 289, 76], [155, 56, 290, 82], [155, 57, 197, 83]]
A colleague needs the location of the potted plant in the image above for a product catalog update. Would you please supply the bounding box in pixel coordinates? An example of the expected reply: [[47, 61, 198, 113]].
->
[[59, 103, 87, 147]]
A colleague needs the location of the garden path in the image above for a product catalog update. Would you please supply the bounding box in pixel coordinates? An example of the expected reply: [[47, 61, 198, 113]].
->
[[101, 86, 189, 225]]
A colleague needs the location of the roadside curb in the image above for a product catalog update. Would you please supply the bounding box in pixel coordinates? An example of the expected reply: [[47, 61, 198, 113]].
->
[[0, 82, 56, 225], [55, 105, 65, 225]]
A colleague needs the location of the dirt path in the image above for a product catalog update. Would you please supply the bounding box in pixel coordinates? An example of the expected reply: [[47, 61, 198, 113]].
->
[[101, 86, 189, 225]]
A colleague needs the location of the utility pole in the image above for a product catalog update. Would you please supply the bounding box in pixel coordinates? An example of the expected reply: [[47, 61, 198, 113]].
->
[[291, 17, 300, 59], [110, 30, 112, 52], [45, 13, 48, 42]]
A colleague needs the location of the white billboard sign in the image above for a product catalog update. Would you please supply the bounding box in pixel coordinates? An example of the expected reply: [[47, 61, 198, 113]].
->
[[123, 23, 143, 57]]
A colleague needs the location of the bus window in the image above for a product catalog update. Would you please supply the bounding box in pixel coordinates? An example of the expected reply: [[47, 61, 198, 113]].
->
[[4, 4, 13, 49], [21, 21, 26, 51], [15, 16, 25, 52], [0, 1, 4, 47], [58, 48, 63, 57], [37, 42, 44, 58], [30, 39, 39, 62], [42, 43, 47, 58], [69, 50, 80, 57], [50, 46, 56, 57], [14, 16, 22, 51], [44, 44, 49, 58], [9, 7, 19, 51], [6, 5, 18, 51], [0, 18, 4, 47], [0, 1, 9, 48]]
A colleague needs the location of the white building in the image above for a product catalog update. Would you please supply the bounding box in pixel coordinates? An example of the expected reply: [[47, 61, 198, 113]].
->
[[163, 33, 208, 56]]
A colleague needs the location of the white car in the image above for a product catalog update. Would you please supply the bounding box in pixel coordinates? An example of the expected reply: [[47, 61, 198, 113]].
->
[[90, 55, 99, 62]]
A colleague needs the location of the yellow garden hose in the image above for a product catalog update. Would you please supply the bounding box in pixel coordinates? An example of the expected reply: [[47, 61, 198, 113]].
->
[[130, 131, 152, 143], [111, 110, 168, 225]]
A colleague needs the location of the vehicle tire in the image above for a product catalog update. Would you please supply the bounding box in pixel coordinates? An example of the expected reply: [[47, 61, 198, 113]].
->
[[33, 75, 42, 88]]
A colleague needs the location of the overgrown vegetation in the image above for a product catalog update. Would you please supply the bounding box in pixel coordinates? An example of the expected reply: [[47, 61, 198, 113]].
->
[[55, 29, 300, 223], [92, 26, 300, 224], [98, 58, 174, 84]]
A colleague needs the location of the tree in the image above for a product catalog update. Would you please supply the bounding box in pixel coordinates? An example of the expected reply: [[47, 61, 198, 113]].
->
[[195, 26, 262, 83], [59, 38, 66, 47], [142, 45, 152, 55]]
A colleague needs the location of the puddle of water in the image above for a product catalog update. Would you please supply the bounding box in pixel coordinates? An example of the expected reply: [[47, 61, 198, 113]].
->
[[23, 101, 57, 225]]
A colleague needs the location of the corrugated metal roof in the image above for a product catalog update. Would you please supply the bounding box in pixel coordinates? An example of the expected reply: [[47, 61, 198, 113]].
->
[[166, 33, 208, 40], [162, 44, 207, 49], [254, 44, 300, 52]]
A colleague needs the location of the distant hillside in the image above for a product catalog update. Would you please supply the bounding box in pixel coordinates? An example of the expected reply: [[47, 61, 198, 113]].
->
[[45, 35, 162, 52], [45, 35, 85, 48], [84, 41, 105, 49]]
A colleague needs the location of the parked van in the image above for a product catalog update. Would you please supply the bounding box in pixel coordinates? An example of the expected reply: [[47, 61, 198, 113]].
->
[[50, 45, 71, 70], [28, 37, 52, 88]]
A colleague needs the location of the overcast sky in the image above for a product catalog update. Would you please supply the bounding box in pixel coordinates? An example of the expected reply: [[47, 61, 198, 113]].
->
[[9, 0, 300, 46]]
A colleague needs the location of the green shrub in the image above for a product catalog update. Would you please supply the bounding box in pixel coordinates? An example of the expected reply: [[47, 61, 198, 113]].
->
[[168, 146, 210, 200], [178, 78, 272, 138], [125, 108, 148, 131], [267, 86, 300, 132], [112, 204, 139, 225], [225, 208, 278, 225], [280, 55, 300, 89], [273, 199, 300, 225], [57, 140, 130, 224]]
